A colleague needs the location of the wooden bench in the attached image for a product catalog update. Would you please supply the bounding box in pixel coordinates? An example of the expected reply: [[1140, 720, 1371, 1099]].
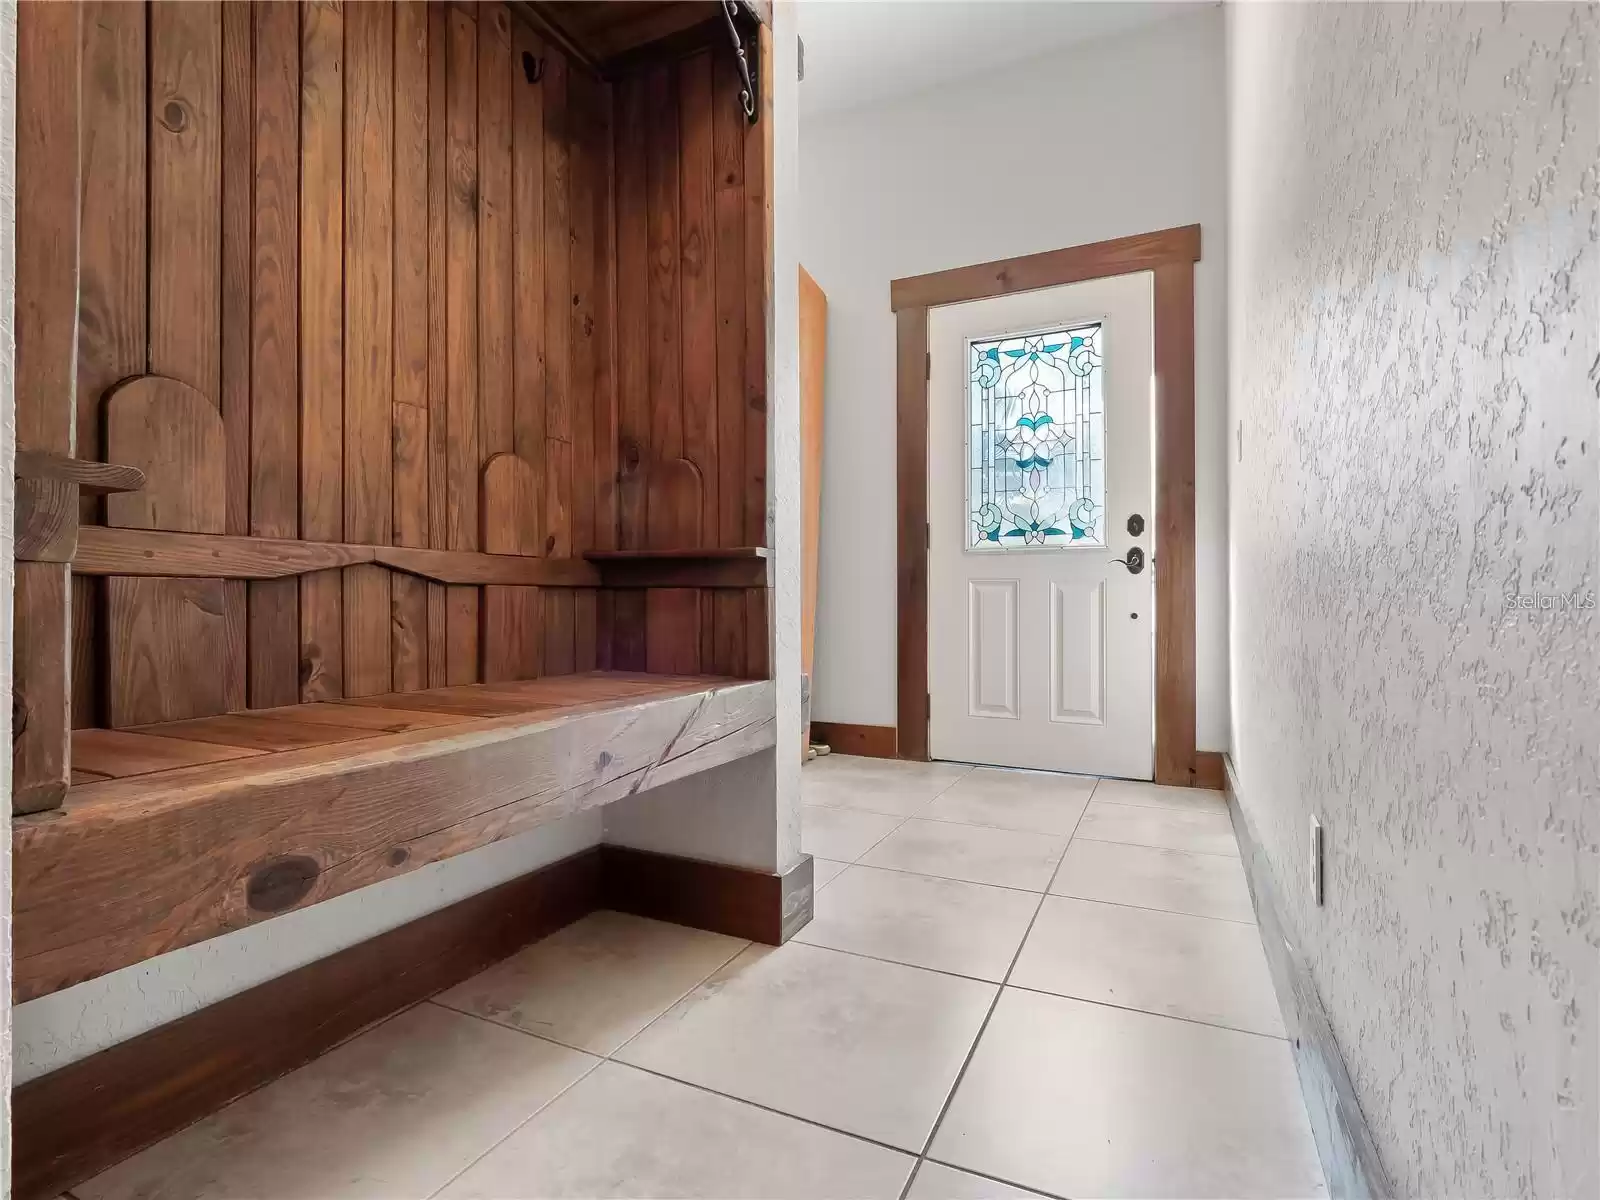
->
[[13, 672, 775, 1002]]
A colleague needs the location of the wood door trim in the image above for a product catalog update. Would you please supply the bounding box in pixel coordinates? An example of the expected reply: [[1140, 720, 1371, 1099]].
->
[[893, 225, 1204, 785]]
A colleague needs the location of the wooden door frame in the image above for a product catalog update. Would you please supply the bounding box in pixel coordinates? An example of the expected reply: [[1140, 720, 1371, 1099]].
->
[[892, 224, 1202, 786]]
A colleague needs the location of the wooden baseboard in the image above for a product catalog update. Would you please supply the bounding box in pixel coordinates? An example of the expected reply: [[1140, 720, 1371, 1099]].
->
[[808, 720, 896, 759], [13, 842, 812, 1200], [13, 848, 603, 1200], [605, 845, 815, 944], [1193, 749, 1226, 790], [1223, 756, 1394, 1199]]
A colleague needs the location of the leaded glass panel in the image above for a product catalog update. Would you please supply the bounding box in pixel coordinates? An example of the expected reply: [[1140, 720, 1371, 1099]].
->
[[966, 322, 1104, 550]]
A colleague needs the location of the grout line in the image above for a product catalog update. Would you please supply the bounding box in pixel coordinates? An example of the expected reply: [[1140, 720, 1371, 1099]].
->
[[1001, 982, 1290, 1043], [920, 1155, 1075, 1200], [1089, 795, 1230, 815], [786, 934, 1015, 989], [899, 788, 1097, 1196], [1046, 889, 1257, 925], [1073, 833, 1241, 859], [822, 858, 1057, 898]]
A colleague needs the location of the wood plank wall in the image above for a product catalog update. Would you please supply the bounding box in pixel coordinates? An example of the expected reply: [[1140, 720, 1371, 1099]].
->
[[63, 0, 618, 727], [608, 42, 770, 677]]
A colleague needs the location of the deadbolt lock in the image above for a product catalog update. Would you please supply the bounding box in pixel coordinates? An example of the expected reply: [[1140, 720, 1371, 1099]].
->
[[1126, 513, 1145, 537]]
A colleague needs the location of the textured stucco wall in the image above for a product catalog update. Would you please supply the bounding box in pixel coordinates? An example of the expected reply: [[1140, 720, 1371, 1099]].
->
[[1226, 4, 1598, 1196]]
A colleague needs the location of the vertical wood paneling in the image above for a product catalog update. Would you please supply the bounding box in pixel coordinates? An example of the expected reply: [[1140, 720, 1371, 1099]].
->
[[510, 18, 546, 514], [678, 52, 717, 547], [743, 27, 772, 550], [392, 0, 431, 693], [614, 74, 649, 552], [711, 48, 746, 552], [542, 51, 574, 671], [425, 0, 450, 686], [248, 0, 301, 710], [569, 69, 599, 671], [343, 0, 395, 698], [644, 64, 682, 473], [592, 82, 618, 555], [149, 0, 222, 403], [445, 5, 481, 684], [221, 1, 252, 537], [477, 5, 514, 462], [14, 0, 82, 811], [299, 0, 344, 700], [75, 0, 147, 728]]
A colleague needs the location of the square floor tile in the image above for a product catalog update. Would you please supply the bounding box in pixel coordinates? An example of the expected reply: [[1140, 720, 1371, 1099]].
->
[[1051, 838, 1255, 923], [860, 819, 1068, 892], [908, 1162, 1052, 1200], [813, 857, 850, 890], [434, 910, 748, 1055], [1093, 777, 1229, 814], [802, 755, 972, 817], [1010, 896, 1285, 1036], [921, 767, 1095, 836], [439, 1062, 914, 1199], [617, 941, 996, 1152], [802, 805, 905, 861], [795, 864, 1039, 982], [931, 988, 1325, 1199], [78, 1004, 597, 1200], [1075, 800, 1239, 857]]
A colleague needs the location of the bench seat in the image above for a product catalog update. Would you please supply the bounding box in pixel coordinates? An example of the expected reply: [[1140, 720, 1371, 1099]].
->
[[14, 672, 775, 1001]]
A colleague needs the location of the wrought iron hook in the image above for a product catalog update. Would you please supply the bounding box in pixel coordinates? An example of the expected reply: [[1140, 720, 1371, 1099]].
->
[[721, 0, 758, 124]]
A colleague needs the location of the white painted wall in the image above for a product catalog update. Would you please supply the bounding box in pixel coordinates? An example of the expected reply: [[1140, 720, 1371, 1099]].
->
[[800, 5, 1230, 752], [1227, 4, 1598, 1194]]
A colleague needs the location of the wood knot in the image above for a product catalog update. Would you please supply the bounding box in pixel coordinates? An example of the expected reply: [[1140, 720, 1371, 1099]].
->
[[161, 101, 187, 133], [545, 533, 557, 554], [247, 855, 320, 913], [521, 52, 544, 84], [389, 847, 409, 867], [597, 750, 613, 771]]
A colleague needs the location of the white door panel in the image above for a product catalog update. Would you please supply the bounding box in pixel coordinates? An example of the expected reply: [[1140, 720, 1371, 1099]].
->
[[928, 272, 1154, 779]]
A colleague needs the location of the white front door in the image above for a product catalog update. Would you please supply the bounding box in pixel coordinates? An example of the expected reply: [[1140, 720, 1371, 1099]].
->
[[927, 272, 1155, 779]]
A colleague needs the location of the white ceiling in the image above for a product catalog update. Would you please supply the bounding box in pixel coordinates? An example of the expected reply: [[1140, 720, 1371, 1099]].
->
[[796, 0, 1201, 117]]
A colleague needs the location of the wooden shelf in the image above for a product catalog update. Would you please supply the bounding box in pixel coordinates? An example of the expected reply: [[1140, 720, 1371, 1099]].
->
[[14, 672, 775, 1001]]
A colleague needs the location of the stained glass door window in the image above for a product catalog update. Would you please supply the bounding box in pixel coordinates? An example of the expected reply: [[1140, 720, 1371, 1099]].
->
[[967, 322, 1104, 550]]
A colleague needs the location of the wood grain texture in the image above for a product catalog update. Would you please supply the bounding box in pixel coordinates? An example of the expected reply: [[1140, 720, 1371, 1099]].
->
[[890, 224, 1203, 312], [1153, 261, 1198, 786], [15, 676, 777, 1000], [614, 73, 649, 550], [541, 50, 572, 564], [743, 24, 772, 549], [300, 0, 345, 701], [604, 845, 814, 946], [220, 0, 252, 537], [678, 51, 718, 546], [107, 577, 246, 727], [73, 727, 263, 779], [76, 0, 146, 511], [248, 0, 303, 711], [13, 565, 73, 815], [75, 527, 374, 578], [712, 46, 746, 552], [478, 3, 515, 463], [149, 0, 221, 403], [104, 376, 227, 534], [807, 722, 897, 759], [12, 850, 603, 1200], [511, 17, 547, 480], [377, 545, 600, 587], [481, 453, 545, 681], [342, 0, 396, 698], [15, 0, 82, 803], [894, 307, 930, 760]]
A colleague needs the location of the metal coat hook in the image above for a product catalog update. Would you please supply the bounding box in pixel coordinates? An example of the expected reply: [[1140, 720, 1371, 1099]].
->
[[721, 0, 758, 124]]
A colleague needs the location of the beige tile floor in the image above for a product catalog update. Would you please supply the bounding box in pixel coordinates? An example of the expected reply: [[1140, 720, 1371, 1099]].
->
[[77, 756, 1326, 1200]]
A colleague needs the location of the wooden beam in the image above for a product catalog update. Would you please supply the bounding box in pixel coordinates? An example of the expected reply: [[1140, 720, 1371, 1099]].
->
[[587, 547, 771, 588], [13, 676, 776, 1000], [71, 527, 377, 578], [15, 450, 146, 494], [889, 224, 1201, 312], [374, 545, 600, 586]]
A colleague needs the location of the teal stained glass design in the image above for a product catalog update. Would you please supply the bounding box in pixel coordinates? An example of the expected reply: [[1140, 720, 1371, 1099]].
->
[[968, 322, 1104, 549]]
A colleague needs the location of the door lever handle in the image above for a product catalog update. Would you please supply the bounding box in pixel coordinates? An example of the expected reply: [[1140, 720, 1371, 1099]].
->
[[1111, 547, 1146, 574]]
